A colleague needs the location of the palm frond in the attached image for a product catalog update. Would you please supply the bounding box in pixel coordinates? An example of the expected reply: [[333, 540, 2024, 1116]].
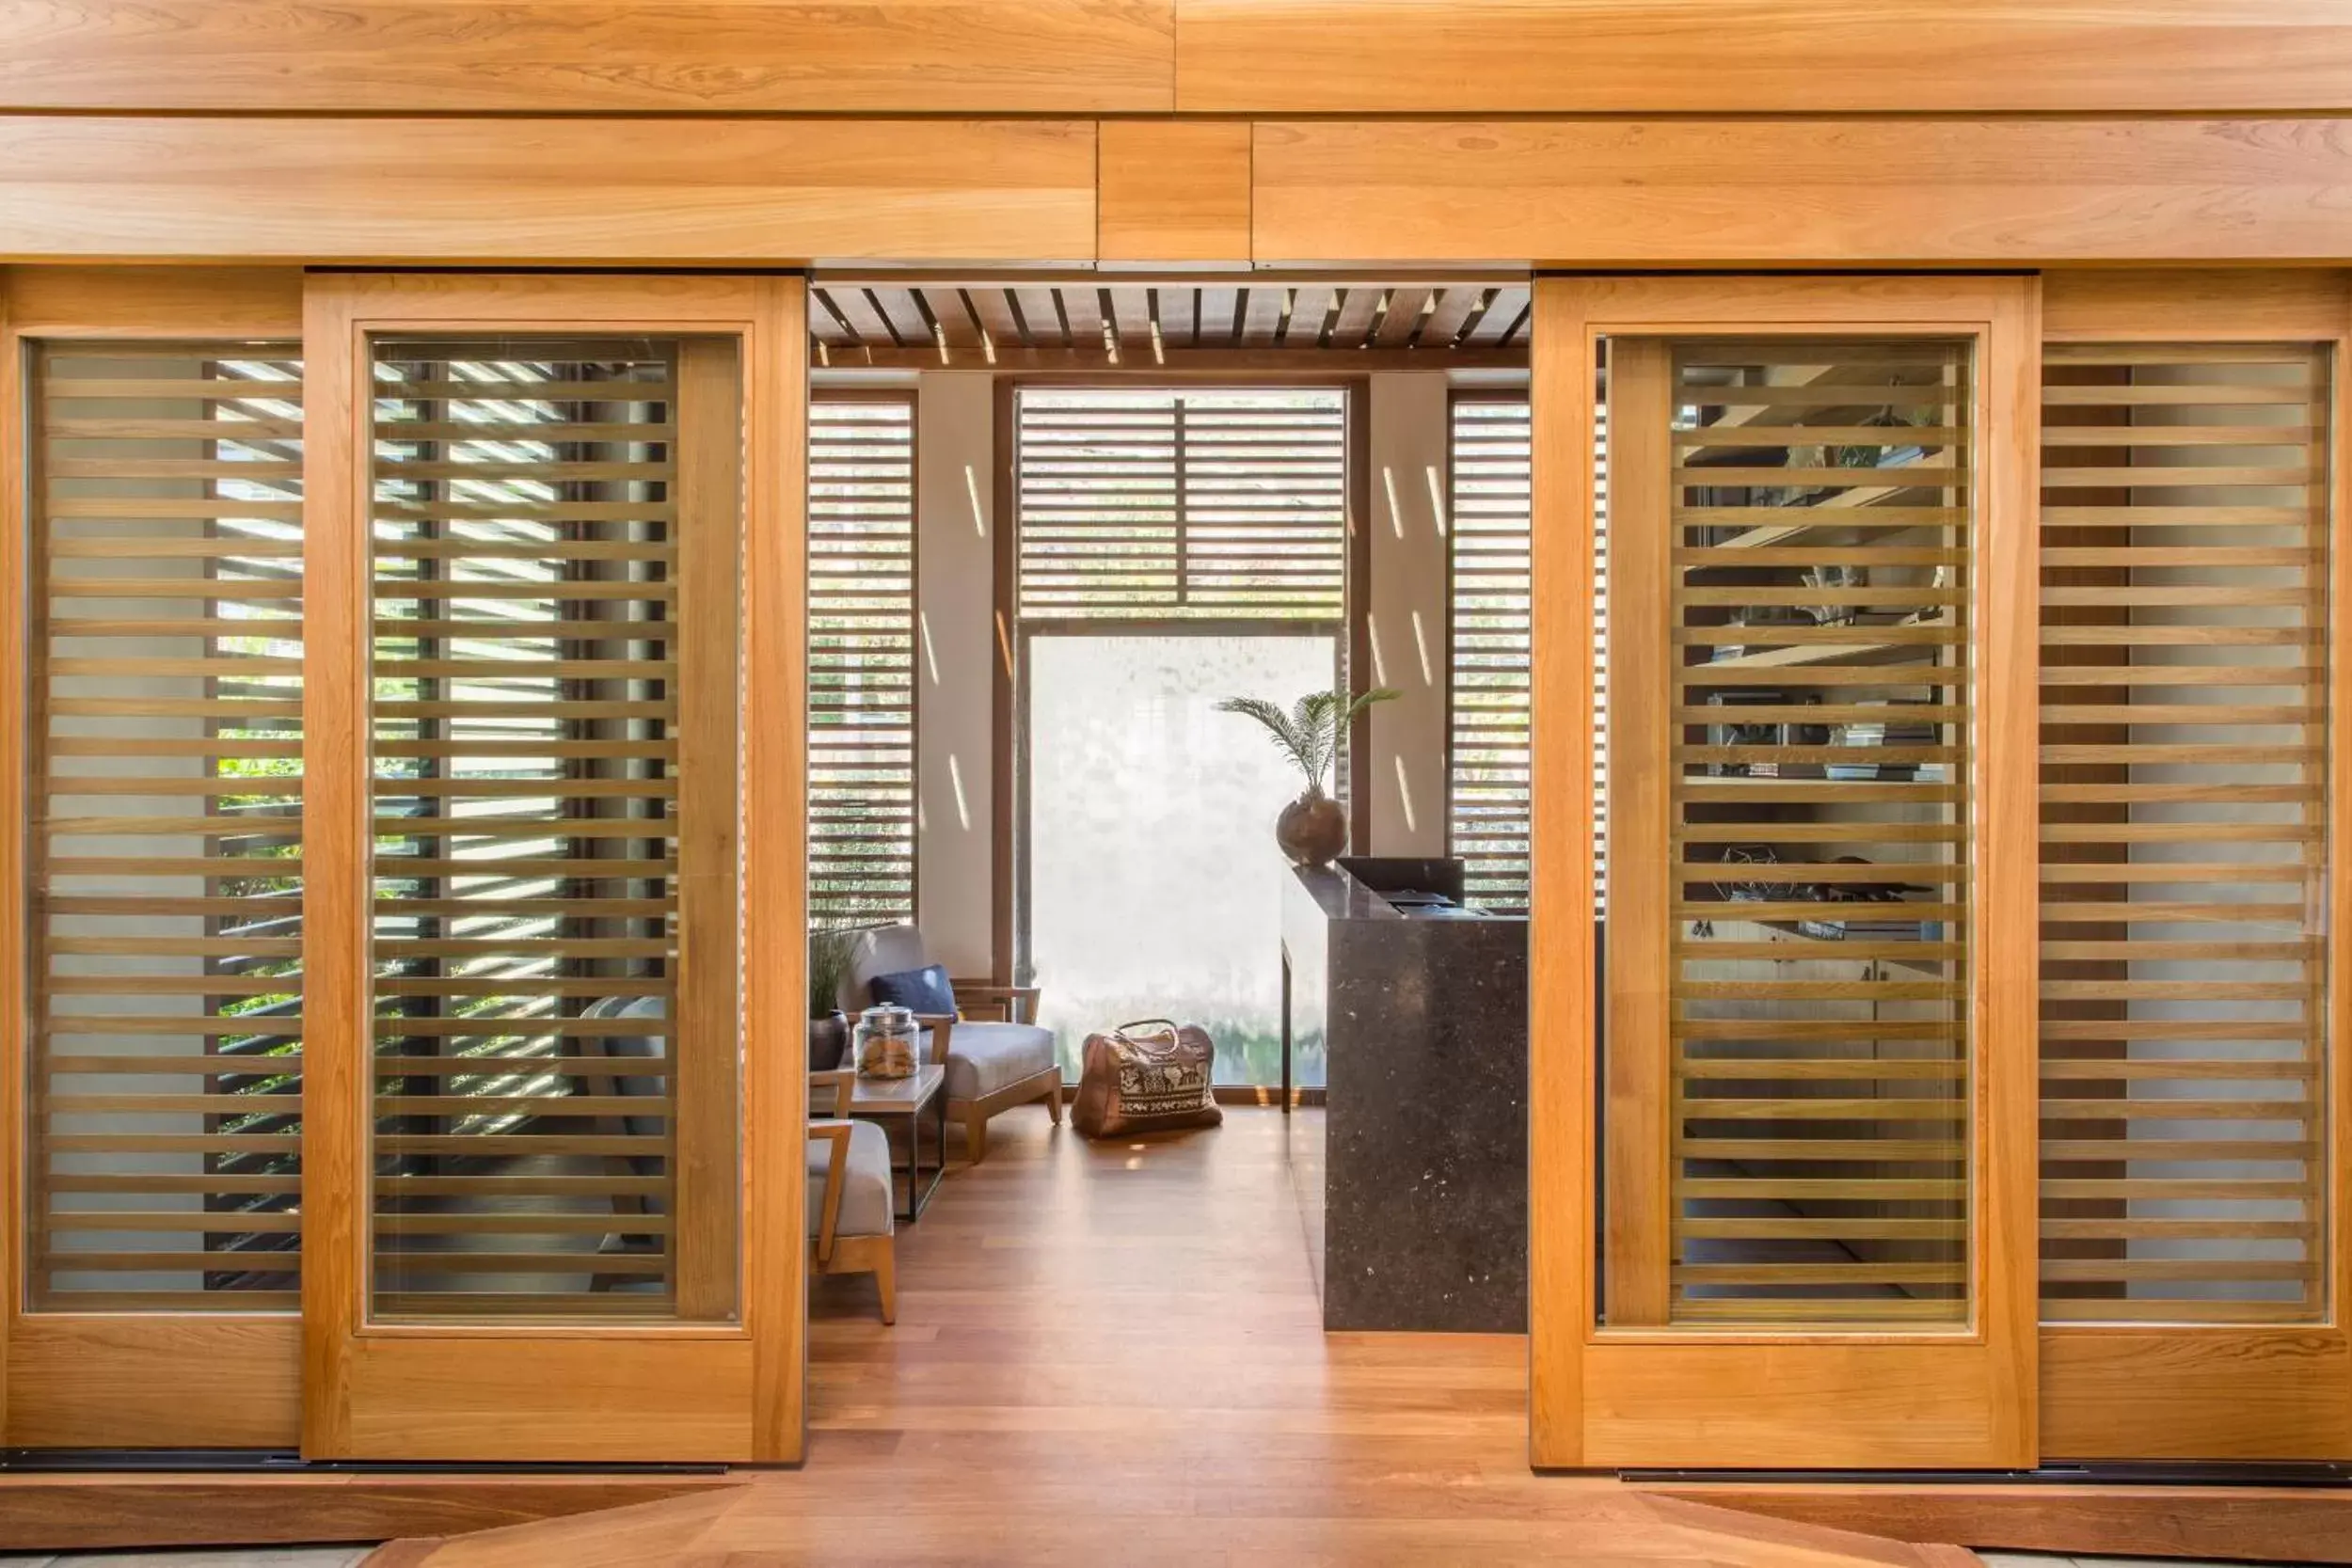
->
[[1218, 684, 1404, 792]]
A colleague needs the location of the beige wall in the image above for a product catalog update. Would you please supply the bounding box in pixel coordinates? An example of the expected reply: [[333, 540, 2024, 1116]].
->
[[1363, 372, 1451, 858], [912, 372, 997, 976], [880, 367, 1506, 964]]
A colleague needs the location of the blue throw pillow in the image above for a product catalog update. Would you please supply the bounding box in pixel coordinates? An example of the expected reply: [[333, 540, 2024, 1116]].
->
[[869, 963, 957, 1017]]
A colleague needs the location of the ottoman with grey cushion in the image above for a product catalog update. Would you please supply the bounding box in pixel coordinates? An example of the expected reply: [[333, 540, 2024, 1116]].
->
[[839, 925, 1063, 1164]]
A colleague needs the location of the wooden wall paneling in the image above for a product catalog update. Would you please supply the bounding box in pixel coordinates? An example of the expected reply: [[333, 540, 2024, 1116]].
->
[[0, 2, 1175, 114], [2, 265, 310, 1450], [1176, 1, 2352, 116], [1531, 276, 2041, 1470], [0, 120, 1099, 265], [298, 273, 802, 1464], [1249, 120, 2352, 267], [1098, 120, 1251, 264]]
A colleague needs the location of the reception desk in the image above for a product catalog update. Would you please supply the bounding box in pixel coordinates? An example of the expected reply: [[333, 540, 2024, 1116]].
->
[[1280, 857, 1527, 1333]]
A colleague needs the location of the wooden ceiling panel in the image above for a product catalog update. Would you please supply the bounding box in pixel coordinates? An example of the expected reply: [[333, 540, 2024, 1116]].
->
[[1239, 287, 1287, 346], [1013, 288, 1069, 348], [919, 287, 982, 347], [0, 118, 1099, 262], [966, 287, 1025, 348], [1174, 1, 2352, 116], [0, 2, 1177, 114], [1108, 287, 1154, 344], [1418, 287, 1486, 349], [1282, 284, 1332, 347], [1251, 119, 2352, 266], [1156, 287, 1198, 347], [1373, 286, 1429, 348]]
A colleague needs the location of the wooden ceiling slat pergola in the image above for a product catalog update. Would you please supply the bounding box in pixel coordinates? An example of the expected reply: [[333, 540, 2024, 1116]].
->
[[809, 281, 1531, 369]]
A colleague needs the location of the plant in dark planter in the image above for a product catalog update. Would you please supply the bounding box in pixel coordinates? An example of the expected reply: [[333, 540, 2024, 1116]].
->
[[808, 927, 857, 1071], [1216, 685, 1399, 867]]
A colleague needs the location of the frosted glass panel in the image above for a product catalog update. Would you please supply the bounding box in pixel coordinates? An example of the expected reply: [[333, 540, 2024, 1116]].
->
[[1026, 633, 1338, 1087]]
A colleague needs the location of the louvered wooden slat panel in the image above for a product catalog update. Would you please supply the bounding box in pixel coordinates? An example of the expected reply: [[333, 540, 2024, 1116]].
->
[[809, 398, 916, 928], [30, 341, 305, 1309], [368, 341, 739, 1323], [2038, 342, 2330, 1324], [1608, 337, 1975, 1328], [1015, 389, 1346, 621], [1447, 397, 1532, 913]]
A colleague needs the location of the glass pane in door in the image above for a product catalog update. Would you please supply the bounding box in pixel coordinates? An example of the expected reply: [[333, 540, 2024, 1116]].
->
[[27, 341, 306, 1310], [1025, 632, 1338, 1087], [1601, 337, 1976, 1329], [367, 337, 741, 1323]]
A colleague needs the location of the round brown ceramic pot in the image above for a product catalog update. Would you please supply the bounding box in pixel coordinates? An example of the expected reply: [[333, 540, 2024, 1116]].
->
[[1275, 790, 1348, 867]]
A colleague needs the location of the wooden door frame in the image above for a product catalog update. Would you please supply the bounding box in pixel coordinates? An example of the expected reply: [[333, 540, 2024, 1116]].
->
[[299, 272, 806, 1462], [1528, 275, 2042, 1469]]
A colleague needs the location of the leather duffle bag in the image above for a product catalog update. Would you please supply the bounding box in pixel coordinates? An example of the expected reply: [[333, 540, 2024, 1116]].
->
[[1072, 1019, 1223, 1139]]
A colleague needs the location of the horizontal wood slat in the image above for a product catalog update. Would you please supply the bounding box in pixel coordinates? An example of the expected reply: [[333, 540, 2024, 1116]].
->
[[29, 339, 306, 1310], [1448, 396, 1532, 913], [2038, 341, 2332, 1325], [809, 398, 916, 928], [1016, 388, 1347, 621]]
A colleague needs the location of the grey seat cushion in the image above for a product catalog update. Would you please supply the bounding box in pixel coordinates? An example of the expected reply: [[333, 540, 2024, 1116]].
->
[[581, 993, 668, 1140], [806, 1117, 894, 1240], [943, 1022, 1056, 1101]]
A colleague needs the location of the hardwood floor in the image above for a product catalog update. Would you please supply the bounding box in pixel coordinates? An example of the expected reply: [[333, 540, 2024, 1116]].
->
[[373, 1108, 1982, 1565]]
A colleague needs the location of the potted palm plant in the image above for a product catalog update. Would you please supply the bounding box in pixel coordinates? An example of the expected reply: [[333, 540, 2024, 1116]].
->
[[1216, 686, 1399, 867]]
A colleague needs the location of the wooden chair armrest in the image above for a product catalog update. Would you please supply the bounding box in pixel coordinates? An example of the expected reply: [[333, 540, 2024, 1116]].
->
[[913, 1013, 956, 1060], [806, 1122, 851, 1265], [809, 1068, 853, 1118], [947, 982, 1041, 1023]]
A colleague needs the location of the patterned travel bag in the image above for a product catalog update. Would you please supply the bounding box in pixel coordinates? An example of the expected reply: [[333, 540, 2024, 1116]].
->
[[1072, 1019, 1223, 1139]]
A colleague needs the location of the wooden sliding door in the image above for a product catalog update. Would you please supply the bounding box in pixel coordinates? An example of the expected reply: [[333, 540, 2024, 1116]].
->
[[1531, 277, 2039, 1467], [1, 269, 311, 1448], [2033, 273, 2352, 1461], [299, 274, 805, 1461]]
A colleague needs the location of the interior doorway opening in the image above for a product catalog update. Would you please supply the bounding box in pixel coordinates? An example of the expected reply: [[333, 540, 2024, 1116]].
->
[[800, 274, 1537, 1391]]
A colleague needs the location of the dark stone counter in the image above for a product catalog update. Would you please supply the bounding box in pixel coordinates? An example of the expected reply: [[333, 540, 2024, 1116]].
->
[[1281, 858, 1527, 1333]]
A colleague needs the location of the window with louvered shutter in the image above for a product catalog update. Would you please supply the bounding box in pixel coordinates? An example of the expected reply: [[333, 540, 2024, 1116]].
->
[[2039, 342, 2331, 1323], [1014, 388, 1347, 622], [808, 397, 916, 929], [28, 342, 305, 1308], [367, 339, 742, 1323], [1602, 337, 1976, 1328], [1447, 396, 1534, 912]]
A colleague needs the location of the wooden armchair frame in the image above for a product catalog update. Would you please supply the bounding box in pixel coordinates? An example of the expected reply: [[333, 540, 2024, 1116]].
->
[[809, 1069, 895, 1323], [914, 978, 1060, 1164]]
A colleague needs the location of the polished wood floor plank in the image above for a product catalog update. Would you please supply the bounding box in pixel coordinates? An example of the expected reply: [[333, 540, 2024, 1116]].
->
[[370, 1111, 1975, 1566]]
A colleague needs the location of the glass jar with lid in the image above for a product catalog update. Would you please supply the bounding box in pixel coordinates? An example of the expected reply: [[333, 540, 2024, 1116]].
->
[[853, 1003, 919, 1079]]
